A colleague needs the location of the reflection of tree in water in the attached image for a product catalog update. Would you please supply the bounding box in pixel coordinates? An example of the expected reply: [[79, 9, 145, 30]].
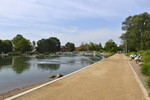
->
[[38, 64, 60, 72], [0, 57, 12, 70], [12, 56, 30, 74]]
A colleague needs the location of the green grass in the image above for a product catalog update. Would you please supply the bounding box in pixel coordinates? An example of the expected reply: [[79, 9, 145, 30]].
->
[[149, 93, 150, 97], [142, 56, 150, 63], [143, 50, 150, 55], [141, 63, 150, 76], [138, 50, 150, 56], [139, 50, 150, 77]]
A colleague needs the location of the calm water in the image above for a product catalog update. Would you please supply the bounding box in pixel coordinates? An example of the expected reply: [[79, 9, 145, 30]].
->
[[0, 55, 104, 94]]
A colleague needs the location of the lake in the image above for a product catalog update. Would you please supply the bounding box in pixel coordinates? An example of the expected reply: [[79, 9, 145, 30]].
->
[[0, 55, 104, 94]]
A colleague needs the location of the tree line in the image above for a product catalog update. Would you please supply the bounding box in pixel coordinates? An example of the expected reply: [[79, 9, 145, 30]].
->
[[0, 34, 119, 54], [76, 40, 118, 52], [0, 34, 63, 53]]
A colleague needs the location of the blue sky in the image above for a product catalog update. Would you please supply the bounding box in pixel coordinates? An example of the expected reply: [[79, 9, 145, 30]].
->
[[0, 0, 150, 46]]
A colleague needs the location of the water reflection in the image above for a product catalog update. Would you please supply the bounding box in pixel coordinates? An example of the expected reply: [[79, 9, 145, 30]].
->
[[38, 64, 60, 72], [12, 56, 30, 74], [0, 57, 12, 69], [0, 56, 103, 74]]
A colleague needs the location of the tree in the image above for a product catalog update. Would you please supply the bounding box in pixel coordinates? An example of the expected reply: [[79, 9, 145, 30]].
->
[[65, 42, 75, 52], [77, 42, 103, 51], [120, 12, 150, 51], [14, 39, 32, 52], [104, 39, 118, 52], [99, 43, 103, 50], [0, 40, 13, 53], [36, 37, 61, 53], [88, 42, 95, 51], [77, 42, 88, 51], [2, 40, 13, 53], [48, 38, 57, 52], [118, 44, 124, 51], [49, 37, 61, 51], [12, 34, 32, 52], [12, 34, 24, 45], [36, 39, 50, 53], [87, 42, 102, 51]]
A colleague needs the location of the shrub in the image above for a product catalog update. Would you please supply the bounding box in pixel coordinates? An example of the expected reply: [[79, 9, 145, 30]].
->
[[141, 63, 150, 76], [143, 50, 150, 56], [138, 50, 150, 56], [138, 50, 145, 55], [142, 56, 150, 63]]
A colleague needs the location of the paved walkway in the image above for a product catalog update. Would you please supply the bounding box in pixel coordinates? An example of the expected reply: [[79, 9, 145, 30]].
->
[[8, 54, 146, 100]]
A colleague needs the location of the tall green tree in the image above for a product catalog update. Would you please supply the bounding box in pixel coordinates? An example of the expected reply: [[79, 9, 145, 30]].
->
[[104, 39, 118, 52], [49, 37, 61, 51], [2, 40, 13, 53], [36, 39, 46, 53], [88, 42, 101, 51], [120, 12, 150, 51], [0, 40, 13, 53], [65, 42, 75, 52], [77, 42, 103, 51], [14, 38, 32, 52], [36, 37, 61, 53], [12, 34, 24, 45], [12, 34, 32, 52]]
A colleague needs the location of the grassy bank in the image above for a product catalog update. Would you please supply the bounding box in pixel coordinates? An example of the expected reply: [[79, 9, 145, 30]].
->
[[126, 50, 150, 88]]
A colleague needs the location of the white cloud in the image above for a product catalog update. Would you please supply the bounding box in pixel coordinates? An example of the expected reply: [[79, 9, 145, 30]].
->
[[0, 0, 149, 47]]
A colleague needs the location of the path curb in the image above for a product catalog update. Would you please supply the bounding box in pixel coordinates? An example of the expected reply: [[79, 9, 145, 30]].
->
[[128, 62, 150, 100]]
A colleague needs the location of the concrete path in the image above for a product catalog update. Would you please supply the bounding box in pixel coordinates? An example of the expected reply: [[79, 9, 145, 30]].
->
[[8, 54, 147, 100]]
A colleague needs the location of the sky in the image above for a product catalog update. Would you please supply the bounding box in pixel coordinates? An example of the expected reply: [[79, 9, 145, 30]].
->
[[0, 0, 150, 47]]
